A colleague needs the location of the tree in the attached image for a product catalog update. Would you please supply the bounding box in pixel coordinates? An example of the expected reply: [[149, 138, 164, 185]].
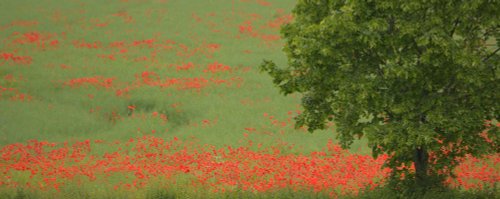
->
[[261, 0, 499, 191]]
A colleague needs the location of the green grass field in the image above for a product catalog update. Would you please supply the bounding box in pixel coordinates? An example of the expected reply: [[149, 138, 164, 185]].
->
[[0, 0, 354, 152], [0, 0, 498, 198]]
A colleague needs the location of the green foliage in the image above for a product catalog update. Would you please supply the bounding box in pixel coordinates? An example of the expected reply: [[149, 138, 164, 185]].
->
[[261, 0, 499, 190]]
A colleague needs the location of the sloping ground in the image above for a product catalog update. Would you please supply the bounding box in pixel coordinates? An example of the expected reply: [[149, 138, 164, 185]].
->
[[0, 0, 498, 198]]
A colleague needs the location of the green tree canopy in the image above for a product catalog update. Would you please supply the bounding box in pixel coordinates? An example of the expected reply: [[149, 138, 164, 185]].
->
[[261, 0, 499, 190]]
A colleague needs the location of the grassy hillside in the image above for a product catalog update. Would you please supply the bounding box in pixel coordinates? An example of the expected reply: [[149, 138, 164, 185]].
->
[[0, 0, 497, 198]]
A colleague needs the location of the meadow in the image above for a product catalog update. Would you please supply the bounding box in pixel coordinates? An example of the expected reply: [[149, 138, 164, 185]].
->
[[0, 0, 498, 198]]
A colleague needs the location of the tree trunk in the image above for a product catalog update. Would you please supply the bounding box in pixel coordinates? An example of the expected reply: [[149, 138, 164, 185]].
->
[[414, 146, 428, 187]]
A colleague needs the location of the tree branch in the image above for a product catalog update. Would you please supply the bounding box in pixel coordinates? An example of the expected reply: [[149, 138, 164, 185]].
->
[[449, 18, 460, 37], [384, 109, 395, 122], [483, 47, 500, 62], [387, 16, 395, 34], [412, 39, 423, 56]]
